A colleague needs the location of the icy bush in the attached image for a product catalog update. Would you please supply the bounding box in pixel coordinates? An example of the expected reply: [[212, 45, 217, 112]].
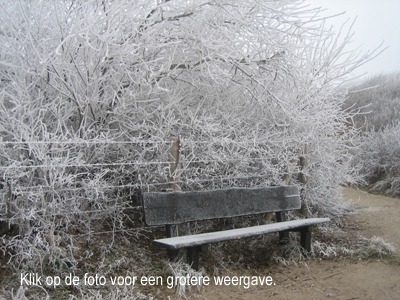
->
[[354, 122, 400, 195], [0, 0, 379, 271], [344, 72, 400, 131], [345, 73, 400, 194]]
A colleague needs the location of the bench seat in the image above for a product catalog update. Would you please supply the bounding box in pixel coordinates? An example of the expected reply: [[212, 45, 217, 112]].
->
[[153, 218, 330, 250]]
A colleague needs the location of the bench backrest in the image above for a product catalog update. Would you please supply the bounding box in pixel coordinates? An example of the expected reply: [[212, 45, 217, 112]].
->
[[143, 186, 300, 226]]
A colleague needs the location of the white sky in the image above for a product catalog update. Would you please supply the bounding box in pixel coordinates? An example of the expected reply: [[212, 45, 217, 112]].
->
[[305, 0, 400, 79]]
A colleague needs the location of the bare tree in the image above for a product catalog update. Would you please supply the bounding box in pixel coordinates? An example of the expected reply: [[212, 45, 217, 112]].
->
[[0, 0, 380, 271]]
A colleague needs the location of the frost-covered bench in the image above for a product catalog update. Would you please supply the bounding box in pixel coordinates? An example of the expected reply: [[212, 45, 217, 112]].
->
[[143, 186, 329, 270]]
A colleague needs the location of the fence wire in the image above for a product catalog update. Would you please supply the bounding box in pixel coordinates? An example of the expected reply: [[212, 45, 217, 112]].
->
[[0, 139, 291, 231]]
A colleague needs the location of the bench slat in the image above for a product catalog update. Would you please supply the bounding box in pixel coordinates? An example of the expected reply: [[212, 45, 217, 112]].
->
[[153, 218, 330, 249], [143, 186, 300, 226]]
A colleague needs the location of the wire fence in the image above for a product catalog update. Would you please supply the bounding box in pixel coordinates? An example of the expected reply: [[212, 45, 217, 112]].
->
[[0, 139, 292, 231], [0, 138, 275, 146], [0, 158, 271, 171], [1, 137, 283, 271]]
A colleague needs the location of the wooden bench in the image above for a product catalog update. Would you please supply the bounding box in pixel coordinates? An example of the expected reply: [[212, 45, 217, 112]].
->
[[143, 186, 329, 270]]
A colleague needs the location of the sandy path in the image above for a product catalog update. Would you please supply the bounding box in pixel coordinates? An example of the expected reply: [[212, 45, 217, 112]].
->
[[1, 187, 399, 299], [344, 187, 400, 251], [187, 187, 400, 300]]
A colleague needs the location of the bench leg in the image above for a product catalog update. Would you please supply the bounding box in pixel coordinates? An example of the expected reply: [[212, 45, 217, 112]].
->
[[300, 226, 313, 252], [166, 225, 180, 258], [187, 246, 201, 271], [275, 212, 289, 243]]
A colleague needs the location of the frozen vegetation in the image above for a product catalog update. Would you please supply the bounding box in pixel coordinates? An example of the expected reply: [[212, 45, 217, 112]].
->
[[0, 0, 384, 280], [345, 72, 400, 195]]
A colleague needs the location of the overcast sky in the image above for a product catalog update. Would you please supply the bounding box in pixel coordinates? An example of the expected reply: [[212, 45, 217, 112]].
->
[[306, 0, 400, 79]]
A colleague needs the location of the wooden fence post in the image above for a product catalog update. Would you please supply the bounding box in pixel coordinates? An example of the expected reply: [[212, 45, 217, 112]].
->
[[282, 158, 300, 185], [265, 156, 299, 222], [169, 137, 180, 191], [166, 137, 181, 257], [265, 157, 299, 222], [300, 144, 310, 217], [266, 143, 311, 221]]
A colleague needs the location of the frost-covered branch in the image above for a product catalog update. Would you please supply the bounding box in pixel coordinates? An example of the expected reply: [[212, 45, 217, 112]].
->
[[0, 0, 378, 271]]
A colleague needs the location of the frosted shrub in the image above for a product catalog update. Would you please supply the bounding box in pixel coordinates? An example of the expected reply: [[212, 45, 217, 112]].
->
[[0, 0, 380, 272], [344, 72, 400, 131], [345, 73, 400, 194], [355, 122, 400, 195], [359, 236, 397, 258]]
